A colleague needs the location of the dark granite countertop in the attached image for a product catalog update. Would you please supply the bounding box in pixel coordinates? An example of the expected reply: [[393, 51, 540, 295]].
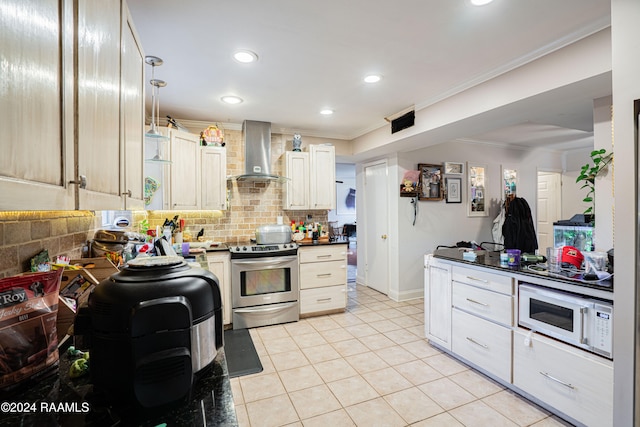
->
[[0, 339, 238, 426], [433, 248, 613, 293], [297, 238, 349, 246]]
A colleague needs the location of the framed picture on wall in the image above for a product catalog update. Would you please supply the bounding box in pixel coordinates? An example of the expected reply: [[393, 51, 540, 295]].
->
[[418, 163, 444, 201], [445, 177, 462, 203], [444, 162, 464, 175]]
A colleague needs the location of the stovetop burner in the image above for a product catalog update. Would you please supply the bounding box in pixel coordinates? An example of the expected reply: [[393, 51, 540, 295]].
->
[[229, 242, 298, 258]]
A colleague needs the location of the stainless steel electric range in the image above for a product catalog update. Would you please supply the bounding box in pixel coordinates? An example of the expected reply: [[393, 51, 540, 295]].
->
[[230, 243, 299, 329]]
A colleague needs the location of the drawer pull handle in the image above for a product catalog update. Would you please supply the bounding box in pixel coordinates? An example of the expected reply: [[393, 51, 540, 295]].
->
[[317, 273, 332, 278], [466, 337, 488, 349], [466, 298, 489, 307], [466, 276, 488, 283], [317, 255, 332, 259], [539, 372, 575, 390], [317, 298, 332, 302]]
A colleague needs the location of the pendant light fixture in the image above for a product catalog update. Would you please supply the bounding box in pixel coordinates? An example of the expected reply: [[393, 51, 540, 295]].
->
[[145, 55, 165, 137], [144, 55, 171, 163]]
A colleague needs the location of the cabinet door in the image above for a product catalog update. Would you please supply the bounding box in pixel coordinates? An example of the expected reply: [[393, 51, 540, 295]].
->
[[309, 145, 336, 209], [120, 4, 145, 210], [283, 152, 309, 210], [425, 257, 452, 350], [0, 0, 75, 210], [77, 0, 124, 210], [201, 147, 227, 210], [170, 130, 200, 209], [207, 253, 231, 326]]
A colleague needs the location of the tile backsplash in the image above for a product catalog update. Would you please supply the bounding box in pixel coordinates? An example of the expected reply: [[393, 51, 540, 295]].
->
[[0, 211, 101, 278]]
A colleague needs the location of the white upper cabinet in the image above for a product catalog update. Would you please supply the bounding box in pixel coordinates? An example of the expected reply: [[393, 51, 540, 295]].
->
[[283, 152, 310, 210], [283, 144, 335, 211], [0, 0, 75, 210], [76, 0, 124, 210], [170, 130, 201, 210], [0, 0, 146, 211], [120, 3, 145, 210], [201, 146, 228, 210], [309, 144, 336, 210]]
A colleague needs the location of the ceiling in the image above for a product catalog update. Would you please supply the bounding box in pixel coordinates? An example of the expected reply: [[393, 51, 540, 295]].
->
[[127, 0, 611, 156]]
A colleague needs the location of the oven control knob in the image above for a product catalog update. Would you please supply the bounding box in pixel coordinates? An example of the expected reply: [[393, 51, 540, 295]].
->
[[235, 247, 240, 251], [242, 246, 247, 251]]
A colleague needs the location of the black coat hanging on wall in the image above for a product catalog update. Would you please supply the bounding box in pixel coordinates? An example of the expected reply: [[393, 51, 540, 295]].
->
[[502, 197, 538, 253]]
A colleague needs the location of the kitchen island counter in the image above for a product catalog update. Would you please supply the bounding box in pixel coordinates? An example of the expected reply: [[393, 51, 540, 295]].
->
[[1, 339, 238, 426], [433, 247, 612, 298]]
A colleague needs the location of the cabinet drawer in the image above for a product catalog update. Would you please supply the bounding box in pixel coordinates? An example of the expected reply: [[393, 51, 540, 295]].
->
[[299, 245, 346, 263], [300, 285, 346, 314], [452, 265, 513, 295], [300, 260, 346, 289], [513, 329, 613, 427], [452, 309, 512, 383], [452, 282, 513, 326]]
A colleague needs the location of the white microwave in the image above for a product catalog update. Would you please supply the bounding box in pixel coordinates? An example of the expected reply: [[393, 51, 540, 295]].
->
[[518, 283, 613, 359]]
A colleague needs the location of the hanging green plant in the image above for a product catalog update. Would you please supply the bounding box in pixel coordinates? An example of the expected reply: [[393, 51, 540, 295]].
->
[[575, 148, 613, 218]]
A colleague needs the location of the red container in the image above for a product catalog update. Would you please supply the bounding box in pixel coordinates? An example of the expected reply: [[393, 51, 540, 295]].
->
[[561, 246, 584, 268]]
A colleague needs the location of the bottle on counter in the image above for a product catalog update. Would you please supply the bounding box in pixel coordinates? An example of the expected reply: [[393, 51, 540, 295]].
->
[[291, 221, 296, 232], [183, 227, 192, 242]]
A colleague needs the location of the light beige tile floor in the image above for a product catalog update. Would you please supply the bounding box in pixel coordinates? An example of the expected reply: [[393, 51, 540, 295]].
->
[[231, 282, 574, 427]]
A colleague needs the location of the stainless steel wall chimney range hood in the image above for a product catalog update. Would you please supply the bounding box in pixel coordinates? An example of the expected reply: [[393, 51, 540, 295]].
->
[[228, 120, 288, 182]]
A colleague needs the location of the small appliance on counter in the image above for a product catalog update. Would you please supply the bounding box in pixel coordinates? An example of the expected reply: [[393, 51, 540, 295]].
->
[[74, 256, 223, 409], [255, 224, 292, 244]]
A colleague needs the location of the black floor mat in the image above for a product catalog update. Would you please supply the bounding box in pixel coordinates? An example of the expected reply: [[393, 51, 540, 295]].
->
[[224, 328, 263, 378]]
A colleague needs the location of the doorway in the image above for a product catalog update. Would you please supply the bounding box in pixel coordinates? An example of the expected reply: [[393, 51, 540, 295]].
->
[[537, 171, 562, 250]]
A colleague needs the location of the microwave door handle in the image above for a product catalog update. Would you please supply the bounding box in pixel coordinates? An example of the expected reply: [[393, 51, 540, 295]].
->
[[579, 307, 587, 344]]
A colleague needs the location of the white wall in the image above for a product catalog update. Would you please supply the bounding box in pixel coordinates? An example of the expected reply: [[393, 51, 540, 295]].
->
[[391, 140, 563, 300], [611, 1, 640, 425], [562, 146, 593, 219]]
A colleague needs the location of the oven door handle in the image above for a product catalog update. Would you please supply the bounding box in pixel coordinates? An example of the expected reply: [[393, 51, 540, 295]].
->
[[233, 302, 298, 313], [232, 257, 296, 267]]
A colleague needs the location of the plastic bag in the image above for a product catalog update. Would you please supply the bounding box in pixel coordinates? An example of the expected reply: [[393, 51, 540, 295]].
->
[[0, 269, 63, 392]]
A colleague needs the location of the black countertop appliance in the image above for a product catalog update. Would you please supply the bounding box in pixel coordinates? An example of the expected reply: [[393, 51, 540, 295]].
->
[[74, 256, 223, 409]]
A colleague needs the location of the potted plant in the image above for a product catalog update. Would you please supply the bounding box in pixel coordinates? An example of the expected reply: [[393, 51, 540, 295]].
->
[[576, 148, 613, 222]]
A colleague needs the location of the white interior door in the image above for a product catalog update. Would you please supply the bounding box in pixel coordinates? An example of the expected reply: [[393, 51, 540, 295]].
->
[[537, 171, 562, 251], [364, 161, 389, 295]]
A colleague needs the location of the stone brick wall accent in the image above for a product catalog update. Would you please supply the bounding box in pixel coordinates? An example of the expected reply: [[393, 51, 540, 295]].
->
[[0, 211, 101, 278]]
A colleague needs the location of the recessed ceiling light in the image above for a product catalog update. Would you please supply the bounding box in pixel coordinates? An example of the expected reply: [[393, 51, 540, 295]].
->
[[233, 50, 258, 63], [470, 0, 493, 5], [221, 95, 243, 104], [364, 74, 382, 83], [320, 109, 334, 115]]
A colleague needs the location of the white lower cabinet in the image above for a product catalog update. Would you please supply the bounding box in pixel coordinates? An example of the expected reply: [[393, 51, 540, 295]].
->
[[513, 329, 613, 427], [299, 245, 347, 316], [426, 258, 614, 427], [300, 286, 346, 314], [452, 309, 512, 383], [424, 255, 453, 350], [206, 252, 231, 326]]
